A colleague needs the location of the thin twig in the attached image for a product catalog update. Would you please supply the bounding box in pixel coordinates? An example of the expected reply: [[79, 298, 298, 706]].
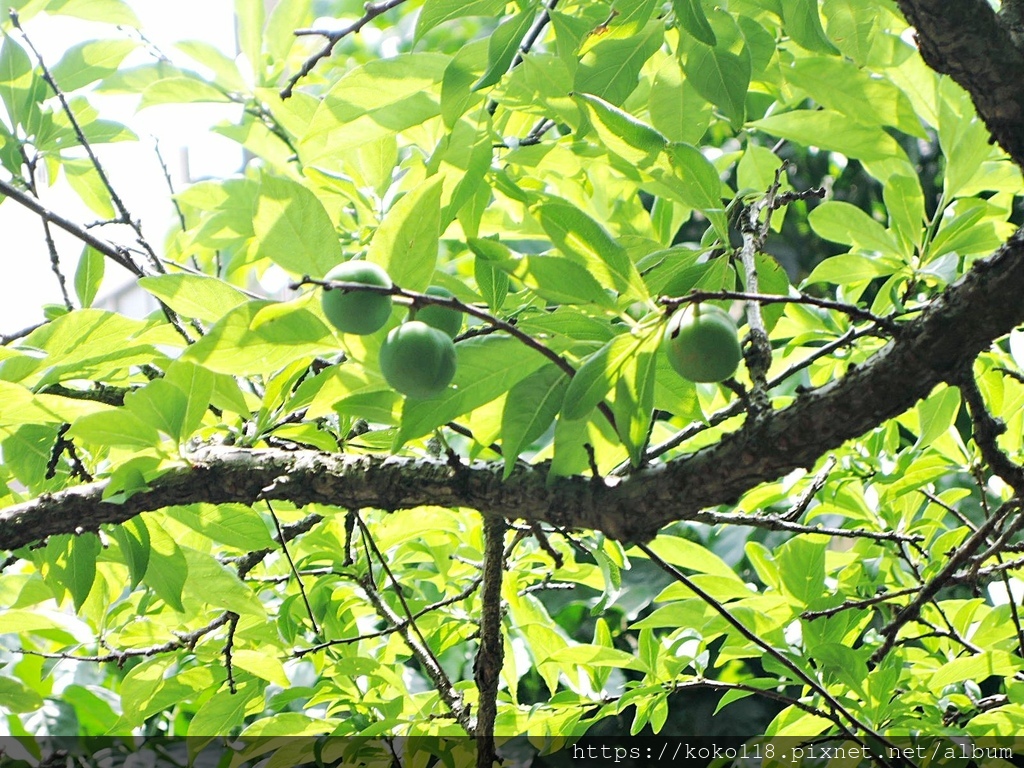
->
[[1, 321, 45, 345], [12, 11, 163, 274], [19, 146, 74, 311], [266, 500, 320, 636], [779, 455, 836, 521], [662, 290, 899, 333], [153, 139, 187, 232], [872, 498, 1018, 663], [638, 542, 902, 765], [802, 585, 921, 621], [294, 575, 482, 656], [958, 366, 1024, 493], [223, 612, 240, 694], [0, 176, 142, 276], [485, 0, 557, 115], [355, 512, 473, 732], [692, 509, 922, 544], [282, 0, 410, 98]]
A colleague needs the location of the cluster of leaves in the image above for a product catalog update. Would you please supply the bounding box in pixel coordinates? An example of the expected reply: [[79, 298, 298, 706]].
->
[[2, 0, 1024, 763]]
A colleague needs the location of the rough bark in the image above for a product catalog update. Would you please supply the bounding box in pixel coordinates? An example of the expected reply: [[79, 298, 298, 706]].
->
[[3, 229, 1024, 551], [895, 0, 1024, 166]]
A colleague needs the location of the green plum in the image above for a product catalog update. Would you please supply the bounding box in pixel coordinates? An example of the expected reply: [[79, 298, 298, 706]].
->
[[321, 261, 393, 335], [664, 304, 742, 383], [415, 286, 463, 338], [379, 321, 457, 399]]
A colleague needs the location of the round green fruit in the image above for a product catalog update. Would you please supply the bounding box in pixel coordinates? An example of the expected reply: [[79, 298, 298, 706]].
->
[[321, 261, 393, 336], [380, 321, 457, 399], [414, 286, 463, 338], [663, 304, 742, 383]]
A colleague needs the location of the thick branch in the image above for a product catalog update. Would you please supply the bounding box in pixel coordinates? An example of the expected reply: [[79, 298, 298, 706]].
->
[[3, 231, 1024, 550], [895, 0, 1024, 167]]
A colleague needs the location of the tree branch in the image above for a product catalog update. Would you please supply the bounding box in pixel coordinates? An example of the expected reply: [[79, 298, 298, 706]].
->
[[4, 230, 1024, 551], [895, 0, 1024, 167]]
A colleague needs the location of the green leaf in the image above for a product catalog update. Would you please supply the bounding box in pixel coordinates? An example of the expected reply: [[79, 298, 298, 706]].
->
[[138, 274, 249, 324], [648, 60, 712, 144], [164, 361, 215, 441], [166, 503, 275, 551], [124, 380, 188, 442], [781, 0, 839, 54], [930, 651, 1024, 692], [182, 548, 266, 617], [75, 247, 104, 311], [638, 536, 744, 580], [46, 0, 140, 26], [546, 644, 644, 670], [473, 9, 535, 91], [534, 201, 646, 300], [367, 177, 442, 293], [612, 333, 658, 466], [67, 409, 161, 449], [808, 201, 902, 256], [142, 525, 188, 613], [253, 175, 342, 278], [182, 301, 333, 376], [189, 680, 260, 739], [110, 517, 150, 590], [0, 36, 40, 132], [561, 333, 638, 422], [577, 92, 666, 167], [116, 660, 214, 729], [416, 0, 507, 41], [751, 110, 905, 163], [501, 364, 570, 478], [777, 536, 826, 605], [397, 336, 546, 444], [474, 251, 509, 312], [803, 253, 898, 286], [784, 57, 924, 137], [672, 0, 716, 45], [63, 159, 115, 219], [0, 677, 43, 714], [516, 255, 616, 307], [750, 253, 790, 332], [681, 43, 749, 129], [234, 0, 264, 77], [663, 142, 723, 213], [440, 40, 488, 128], [300, 54, 448, 166], [139, 76, 230, 108], [66, 533, 101, 611], [915, 385, 961, 448], [50, 38, 137, 91], [175, 40, 247, 92], [574, 21, 662, 106], [884, 174, 925, 254]]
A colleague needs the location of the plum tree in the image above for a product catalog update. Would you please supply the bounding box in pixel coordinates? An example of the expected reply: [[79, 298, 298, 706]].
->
[[379, 320, 457, 398], [321, 261, 393, 335], [3, 0, 1024, 764], [663, 304, 742, 383]]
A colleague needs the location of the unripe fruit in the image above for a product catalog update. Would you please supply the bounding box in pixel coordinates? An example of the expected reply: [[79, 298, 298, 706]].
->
[[663, 304, 742, 383], [379, 321, 457, 399], [414, 286, 463, 338], [321, 261, 393, 336]]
